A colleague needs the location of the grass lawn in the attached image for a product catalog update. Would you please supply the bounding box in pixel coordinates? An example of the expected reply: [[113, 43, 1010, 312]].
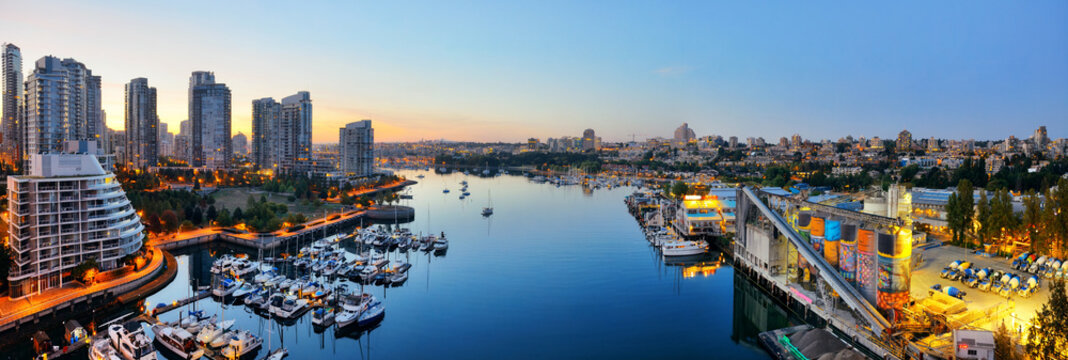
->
[[212, 187, 345, 218]]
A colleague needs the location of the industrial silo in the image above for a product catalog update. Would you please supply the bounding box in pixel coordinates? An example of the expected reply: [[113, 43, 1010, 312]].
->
[[796, 211, 812, 242], [877, 227, 912, 311], [810, 216, 826, 254], [824, 219, 840, 267], [857, 227, 877, 305], [838, 223, 858, 284]]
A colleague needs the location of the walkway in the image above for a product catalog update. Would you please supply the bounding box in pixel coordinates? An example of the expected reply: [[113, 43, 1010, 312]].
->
[[0, 247, 167, 330]]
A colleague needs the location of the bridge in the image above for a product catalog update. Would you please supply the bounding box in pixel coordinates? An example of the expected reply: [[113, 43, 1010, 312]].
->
[[735, 186, 893, 334]]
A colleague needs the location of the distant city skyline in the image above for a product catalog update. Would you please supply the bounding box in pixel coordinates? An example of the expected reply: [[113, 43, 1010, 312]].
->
[[2, 1, 1066, 143]]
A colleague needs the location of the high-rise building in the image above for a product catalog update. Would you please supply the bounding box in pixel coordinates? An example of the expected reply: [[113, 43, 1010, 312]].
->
[[279, 91, 312, 171], [189, 72, 231, 168], [896, 129, 912, 151], [23, 56, 102, 159], [673, 123, 695, 146], [251, 97, 280, 169], [1034, 126, 1049, 147], [6, 147, 144, 298], [581, 128, 599, 151], [340, 120, 374, 177], [791, 134, 803, 149], [158, 122, 173, 158], [728, 136, 738, 149], [232, 132, 248, 156], [124, 78, 158, 168], [2, 43, 22, 163], [926, 136, 939, 152]]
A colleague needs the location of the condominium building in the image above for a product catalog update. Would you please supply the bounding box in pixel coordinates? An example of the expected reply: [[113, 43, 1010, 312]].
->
[[251, 97, 280, 169], [2, 43, 22, 163], [279, 91, 312, 171], [23, 56, 102, 158], [252, 92, 312, 172], [124, 77, 159, 168], [6, 148, 144, 298], [189, 72, 231, 168], [339, 120, 374, 176]]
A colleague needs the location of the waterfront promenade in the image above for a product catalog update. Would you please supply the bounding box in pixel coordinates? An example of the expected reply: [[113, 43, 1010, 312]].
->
[[0, 247, 171, 332]]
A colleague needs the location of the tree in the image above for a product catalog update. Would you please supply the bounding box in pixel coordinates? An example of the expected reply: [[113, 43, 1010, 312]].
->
[[206, 205, 218, 223], [947, 192, 962, 245], [180, 220, 196, 232], [0, 243, 11, 291], [670, 181, 689, 199], [995, 321, 1024, 360], [70, 259, 100, 284], [1023, 191, 1045, 254], [216, 209, 233, 227], [1027, 280, 1068, 359], [161, 210, 180, 233], [145, 213, 163, 234], [958, 179, 975, 246], [976, 191, 990, 243], [232, 207, 244, 221]]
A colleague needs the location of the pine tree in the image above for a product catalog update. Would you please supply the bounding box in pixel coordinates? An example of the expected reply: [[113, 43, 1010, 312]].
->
[[958, 179, 975, 246], [977, 191, 990, 243], [1027, 280, 1068, 359]]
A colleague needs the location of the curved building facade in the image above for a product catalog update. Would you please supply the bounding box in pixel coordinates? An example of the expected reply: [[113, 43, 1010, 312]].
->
[[6, 154, 144, 298]]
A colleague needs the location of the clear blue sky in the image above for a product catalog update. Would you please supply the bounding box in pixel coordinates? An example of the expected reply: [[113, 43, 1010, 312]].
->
[[2, 1, 1065, 142]]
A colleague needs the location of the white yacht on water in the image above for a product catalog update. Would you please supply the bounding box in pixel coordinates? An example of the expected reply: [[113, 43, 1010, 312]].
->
[[107, 324, 156, 360], [660, 241, 708, 257]]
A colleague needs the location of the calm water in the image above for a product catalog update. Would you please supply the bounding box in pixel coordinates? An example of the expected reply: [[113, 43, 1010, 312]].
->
[[8, 170, 797, 359]]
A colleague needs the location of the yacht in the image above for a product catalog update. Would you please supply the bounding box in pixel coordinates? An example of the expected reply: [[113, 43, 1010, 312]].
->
[[91, 338, 122, 360], [219, 330, 262, 360], [209, 331, 234, 349], [151, 324, 204, 360], [107, 324, 157, 360], [213, 279, 240, 297], [232, 282, 256, 299], [357, 299, 385, 327], [211, 255, 236, 274], [660, 241, 708, 257], [311, 307, 335, 327], [433, 237, 449, 252], [359, 265, 379, 282], [267, 293, 286, 316], [245, 290, 268, 310], [275, 295, 310, 319]]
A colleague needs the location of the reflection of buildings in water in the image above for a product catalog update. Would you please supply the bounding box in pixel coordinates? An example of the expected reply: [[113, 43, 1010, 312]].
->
[[731, 272, 793, 349], [682, 262, 722, 278]]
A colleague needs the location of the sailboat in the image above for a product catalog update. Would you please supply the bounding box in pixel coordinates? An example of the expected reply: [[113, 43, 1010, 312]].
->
[[481, 189, 493, 217]]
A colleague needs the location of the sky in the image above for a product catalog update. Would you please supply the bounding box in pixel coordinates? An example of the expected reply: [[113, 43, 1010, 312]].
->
[[1, 1, 1066, 143]]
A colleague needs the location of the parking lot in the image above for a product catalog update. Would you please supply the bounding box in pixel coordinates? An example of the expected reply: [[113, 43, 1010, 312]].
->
[[911, 244, 1050, 332]]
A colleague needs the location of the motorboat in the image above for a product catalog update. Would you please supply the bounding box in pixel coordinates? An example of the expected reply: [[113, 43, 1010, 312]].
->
[[91, 338, 122, 360], [209, 331, 234, 349], [211, 255, 236, 274], [232, 282, 256, 298], [267, 293, 286, 316], [196, 319, 234, 345], [213, 279, 240, 297], [219, 330, 262, 360], [231, 259, 258, 277], [312, 286, 332, 299], [151, 324, 205, 360], [300, 282, 322, 298], [261, 348, 288, 360], [433, 237, 449, 252], [275, 296, 310, 319], [359, 266, 379, 282], [245, 290, 268, 310], [357, 300, 385, 327], [264, 275, 286, 288], [661, 241, 708, 257], [390, 270, 409, 285], [107, 324, 157, 360], [311, 307, 335, 327], [481, 207, 493, 216]]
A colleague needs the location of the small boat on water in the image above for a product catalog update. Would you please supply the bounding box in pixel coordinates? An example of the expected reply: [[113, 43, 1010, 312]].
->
[[219, 330, 263, 359], [91, 338, 123, 360], [152, 324, 205, 360], [311, 307, 335, 327], [233, 282, 256, 298], [358, 300, 386, 327], [661, 241, 708, 257], [274, 295, 310, 319], [213, 279, 240, 297], [260, 348, 288, 360], [107, 324, 157, 360]]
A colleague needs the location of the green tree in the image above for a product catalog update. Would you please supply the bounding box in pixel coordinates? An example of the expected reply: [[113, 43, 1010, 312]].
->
[[1023, 191, 1045, 254], [1027, 280, 1068, 359], [958, 179, 975, 246], [70, 259, 100, 284], [994, 321, 1024, 360], [976, 191, 990, 243], [161, 210, 180, 233], [670, 181, 689, 199], [947, 192, 962, 245]]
